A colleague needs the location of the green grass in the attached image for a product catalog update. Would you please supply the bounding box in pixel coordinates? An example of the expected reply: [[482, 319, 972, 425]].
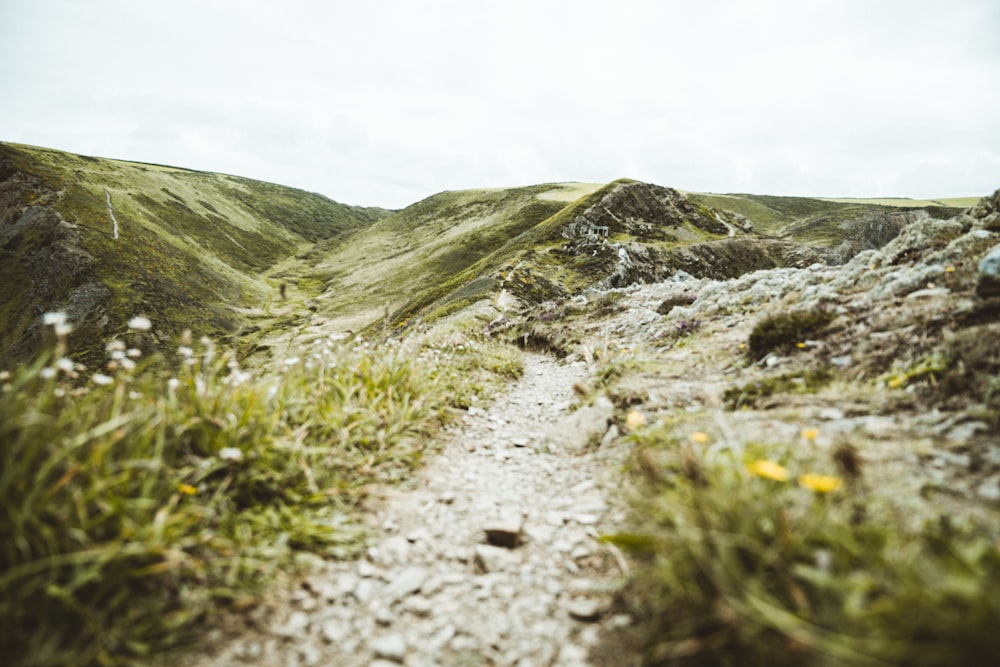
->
[[0, 142, 389, 368], [607, 418, 1000, 667], [0, 315, 522, 667]]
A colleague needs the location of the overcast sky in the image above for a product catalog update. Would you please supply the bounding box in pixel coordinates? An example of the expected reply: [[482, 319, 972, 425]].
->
[[1, 0, 998, 208]]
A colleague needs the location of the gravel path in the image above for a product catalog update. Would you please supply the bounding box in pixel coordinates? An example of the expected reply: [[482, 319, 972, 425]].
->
[[197, 353, 631, 667]]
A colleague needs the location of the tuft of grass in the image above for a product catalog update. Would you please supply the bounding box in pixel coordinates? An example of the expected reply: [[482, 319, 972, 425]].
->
[[0, 315, 521, 666], [606, 422, 1000, 667], [747, 310, 836, 359]]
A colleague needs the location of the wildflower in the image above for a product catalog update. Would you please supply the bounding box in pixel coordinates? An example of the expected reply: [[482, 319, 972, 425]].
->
[[689, 432, 710, 444], [126, 348, 142, 358], [887, 377, 904, 389], [798, 473, 843, 493], [128, 315, 152, 331], [120, 358, 136, 371], [746, 459, 790, 482], [219, 447, 244, 463], [801, 427, 819, 442], [55, 357, 75, 373], [945, 266, 955, 273], [167, 377, 180, 390], [106, 339, 126, 353], [177, 483, 197, 495], [54, 322, 73, 338], [796, 342, 807, 349], [40, 367, 57, 380], [0, 370, 10, 381], [43, 311, 67, 326], [92, 373, 114, 386], [625, 410, 647, 431], [177, 346, 194, 359]]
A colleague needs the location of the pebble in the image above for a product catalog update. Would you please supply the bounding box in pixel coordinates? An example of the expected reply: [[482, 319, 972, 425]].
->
[[371, 633, 407, 662]]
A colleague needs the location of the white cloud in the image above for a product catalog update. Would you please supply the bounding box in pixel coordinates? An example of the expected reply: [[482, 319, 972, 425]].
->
[[1, 0, 998, 207]]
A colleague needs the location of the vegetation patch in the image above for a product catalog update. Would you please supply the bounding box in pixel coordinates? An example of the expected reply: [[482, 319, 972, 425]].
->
[[723, 368, 835, 409], [0, 315, 522, 667], [605, 422, 1000, 667], [747, 309, 836, 359]]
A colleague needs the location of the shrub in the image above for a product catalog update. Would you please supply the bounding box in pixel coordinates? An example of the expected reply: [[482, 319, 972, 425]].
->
[[747, 310, 835, 359]]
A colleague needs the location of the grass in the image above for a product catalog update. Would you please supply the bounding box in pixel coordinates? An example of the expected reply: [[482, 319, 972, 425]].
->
[[0, 314, 522, 667], [606, 416, 1000, 667], [0, 142, 389, 368]]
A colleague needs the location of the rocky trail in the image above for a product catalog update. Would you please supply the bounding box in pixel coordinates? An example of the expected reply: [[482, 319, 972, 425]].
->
[[195, 353, 633, 667]]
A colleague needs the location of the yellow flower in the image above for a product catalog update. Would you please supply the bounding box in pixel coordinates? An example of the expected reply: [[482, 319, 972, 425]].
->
[[801, 427, 819, 442], [177, 483, 197, 496], [689, 431, 710, 444], [798, 473, 843, 493], [625, 410, 647, 431], [746, 460, 790, 482], [945, 266, 955, 273], [887, 377, 904, 389]]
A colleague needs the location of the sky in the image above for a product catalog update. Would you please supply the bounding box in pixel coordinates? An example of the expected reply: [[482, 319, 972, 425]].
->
[[1, 0, 999, 209]]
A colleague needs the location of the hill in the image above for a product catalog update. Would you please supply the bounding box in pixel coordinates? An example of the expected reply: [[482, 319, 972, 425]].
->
[[0, 142, 390, 367]]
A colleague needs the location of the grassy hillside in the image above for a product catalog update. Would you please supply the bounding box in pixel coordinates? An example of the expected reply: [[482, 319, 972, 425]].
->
[[0, 142, 390, 367], [689, 191, 966, 247]]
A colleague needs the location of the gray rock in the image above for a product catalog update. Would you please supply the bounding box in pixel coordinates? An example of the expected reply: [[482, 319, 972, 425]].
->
[[484, 518, 523, 548], [385, 566, 428, 602], [545, 396, 614, 451], [474, 544, 515, 573], [565, 597, 602, 622], [371, 633, 407, 662], [321, 619, 349, 644], [274, 610, 310, 639], [977, 244, 1000, 297]]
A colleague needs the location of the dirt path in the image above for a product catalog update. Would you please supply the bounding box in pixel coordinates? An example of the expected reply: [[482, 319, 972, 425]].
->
[[196, 353, 630, 667]]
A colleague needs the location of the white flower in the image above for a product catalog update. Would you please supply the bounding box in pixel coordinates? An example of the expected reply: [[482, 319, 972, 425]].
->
[[126, 348, 142, 358], [219, 447, 243, 462], [177, 346, 194, 359], [167, 377, 180, 390], [120, 358, 136, 371], [54, 323, 73, 338], [92, 373, 114, 386], [55, 358, 75, 373], [106, 339, 126, 353], [40, 367, 57, 379], [43, 311, 67, 326], [128, 316, 152, 331]]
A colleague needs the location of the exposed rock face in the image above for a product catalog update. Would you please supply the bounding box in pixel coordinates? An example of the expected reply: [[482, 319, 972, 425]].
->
[[0, 160, 106, 362], [969, 187, 1000, 231], [561, 181, 730, 242]]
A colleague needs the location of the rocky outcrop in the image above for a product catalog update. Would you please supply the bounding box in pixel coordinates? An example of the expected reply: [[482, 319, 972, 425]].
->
[[561, 181, 731, 242]]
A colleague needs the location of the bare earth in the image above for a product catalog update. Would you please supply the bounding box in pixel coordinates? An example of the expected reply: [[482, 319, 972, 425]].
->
[[194, 353, 632, 667]]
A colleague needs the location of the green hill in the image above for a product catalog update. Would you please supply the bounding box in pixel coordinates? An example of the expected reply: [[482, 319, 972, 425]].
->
[[0, 142, 390, 366]]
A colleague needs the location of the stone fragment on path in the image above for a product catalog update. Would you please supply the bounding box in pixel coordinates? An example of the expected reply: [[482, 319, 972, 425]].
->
[[483, 517, 524, 548], [371, 632, 408, 663], [546, 396, 614, 451], [566, 597, 603, 622], [384, 566, 427, 602], [473, 544, 516, 573]]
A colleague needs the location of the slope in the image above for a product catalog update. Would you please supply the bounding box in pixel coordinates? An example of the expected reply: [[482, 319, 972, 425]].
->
[[0, 142, 390, 367]]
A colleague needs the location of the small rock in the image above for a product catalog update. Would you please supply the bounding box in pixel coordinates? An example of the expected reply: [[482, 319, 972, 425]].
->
[[566, 597, 602, 622], [818, 407, 845, 421], [484, 518, 523, 548], [371, 633, 407, 663], [976, 476, 1000, 502], [385, 566, 427, 602], [321, 619, 348, 644], [274, 610, 310, 639], [439, 491, 456, 504], [357, 560, 377, 578], [474, 544, 515, 573], [375, 606, 395, 626], [976, 244, 1000, 298], [402, 595, 433, 616], [511, 436, 530, 447]]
